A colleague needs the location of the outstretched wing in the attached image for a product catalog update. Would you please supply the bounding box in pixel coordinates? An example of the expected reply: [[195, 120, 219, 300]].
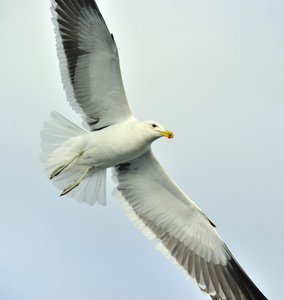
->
[[113, 150, 267, 300], [51, 0, 132, 131]]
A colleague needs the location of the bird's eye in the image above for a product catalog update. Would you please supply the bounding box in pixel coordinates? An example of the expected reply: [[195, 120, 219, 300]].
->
[[152, 124, 157, 128]]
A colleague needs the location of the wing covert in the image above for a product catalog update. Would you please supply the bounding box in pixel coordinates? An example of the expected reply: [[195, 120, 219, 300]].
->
[[113, 150, 267, 300], [52, 0, 132, 130]]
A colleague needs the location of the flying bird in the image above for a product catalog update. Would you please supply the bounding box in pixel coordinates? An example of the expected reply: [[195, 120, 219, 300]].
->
[[41, 1, 267, 299]]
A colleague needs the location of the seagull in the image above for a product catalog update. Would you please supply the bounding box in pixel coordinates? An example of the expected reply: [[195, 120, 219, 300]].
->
[[41, 1, 267, 299]]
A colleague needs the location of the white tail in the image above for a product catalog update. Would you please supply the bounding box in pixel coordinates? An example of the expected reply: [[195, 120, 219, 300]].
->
[[40, 111, 107, 206]]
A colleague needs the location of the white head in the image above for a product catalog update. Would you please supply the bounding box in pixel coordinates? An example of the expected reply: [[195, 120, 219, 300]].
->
[[142, 120, 174, 141]]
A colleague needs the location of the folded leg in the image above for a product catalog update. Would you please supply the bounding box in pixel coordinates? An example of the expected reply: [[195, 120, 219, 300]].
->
[[60, 166, 93, 196], [50, 150, 84, 179]]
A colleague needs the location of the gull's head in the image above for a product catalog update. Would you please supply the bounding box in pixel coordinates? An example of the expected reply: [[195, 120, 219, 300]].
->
[[144, 120, 174, 140]]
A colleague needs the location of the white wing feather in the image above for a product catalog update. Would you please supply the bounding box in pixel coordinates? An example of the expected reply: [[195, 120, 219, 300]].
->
[[113, 150, 266, 300], [51, 0, 132, 130]]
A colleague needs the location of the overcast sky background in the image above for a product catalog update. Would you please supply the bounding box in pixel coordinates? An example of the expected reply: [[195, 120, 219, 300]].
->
[[1, 1, 283, 299]]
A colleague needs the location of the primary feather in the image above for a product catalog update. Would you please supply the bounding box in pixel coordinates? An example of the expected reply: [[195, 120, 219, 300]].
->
[[51, 0, 131, 131]]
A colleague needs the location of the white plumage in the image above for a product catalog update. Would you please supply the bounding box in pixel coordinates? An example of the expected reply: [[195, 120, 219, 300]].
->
[[41, 1, 267, 299]]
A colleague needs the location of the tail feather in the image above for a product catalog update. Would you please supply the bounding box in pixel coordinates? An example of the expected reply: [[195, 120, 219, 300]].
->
[[40, 111, 107, 206], [40, 111, 86, 164], [69, 168, 107, 206]]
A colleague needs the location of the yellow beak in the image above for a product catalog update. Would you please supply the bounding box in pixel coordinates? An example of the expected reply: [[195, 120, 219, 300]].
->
[[157, 130, 174, 139]]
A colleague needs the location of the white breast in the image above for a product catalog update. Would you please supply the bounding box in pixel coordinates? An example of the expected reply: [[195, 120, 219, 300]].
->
[[80, 118, 151, 169]]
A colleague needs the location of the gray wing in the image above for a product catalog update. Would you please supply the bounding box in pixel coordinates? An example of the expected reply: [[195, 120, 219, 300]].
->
[[113, 150, 267, 300], [51, 0, 132, 131]]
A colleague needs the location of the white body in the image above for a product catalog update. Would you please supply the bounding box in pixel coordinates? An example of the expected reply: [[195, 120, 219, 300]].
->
[[41, 112, 169, 206], [79, 119, 154, 169], [45, 116, 165, 173]]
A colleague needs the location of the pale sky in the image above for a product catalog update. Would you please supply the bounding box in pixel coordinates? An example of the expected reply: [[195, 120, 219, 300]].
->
[[1, 1, 283, 299]]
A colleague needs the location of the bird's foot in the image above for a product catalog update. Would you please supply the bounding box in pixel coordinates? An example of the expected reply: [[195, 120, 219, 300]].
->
[[50, 150, 85, 179], [50, 164, 68, 179], [60, 181, 80, 196], [60, 166, 93, 196]]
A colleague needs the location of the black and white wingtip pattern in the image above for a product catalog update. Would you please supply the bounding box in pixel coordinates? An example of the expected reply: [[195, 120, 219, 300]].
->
[[113, 152, 268, 300], [51, 0, 132, 131]]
